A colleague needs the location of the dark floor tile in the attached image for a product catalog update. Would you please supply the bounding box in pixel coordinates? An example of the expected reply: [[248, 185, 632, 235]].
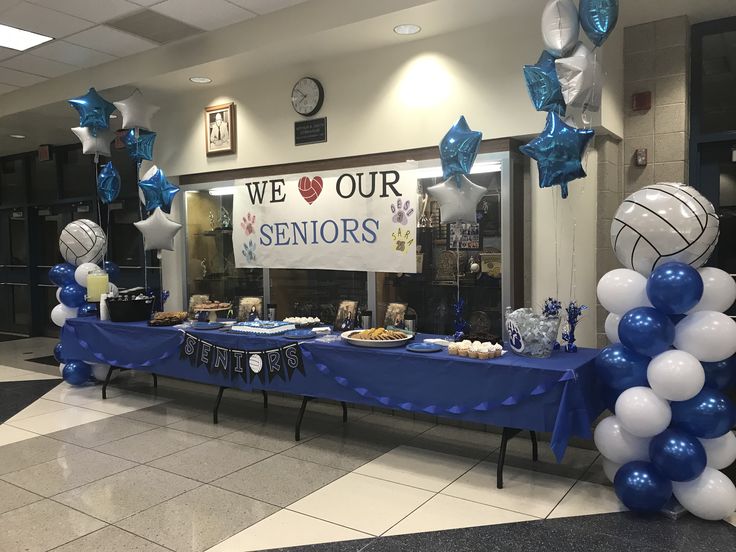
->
[[25, 355, 58, 367], [275, 539, 374, 552], [0, 379, 62, 423]]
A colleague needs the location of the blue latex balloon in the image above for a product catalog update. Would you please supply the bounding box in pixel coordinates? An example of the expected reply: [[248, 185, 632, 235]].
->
[[595, 344, 650, 393], [48, 263, 76, 286], [618, 307, 675, 357], [68, 87, 116, 131], [614, 461, 672, 513], [669, 313, 686, 325], [53, 342, 65, 363], [649, 428, 707, 482], [139, 168, 179, 214], [59, 283, 87, 308], [439, 116, 482, 182], [579, 0, 619, 47], [97, 161, 120, 204], [600, 384, 620, 412], [62, 360, 92, 386], [523, 51, 566, 115], [702, 356, 736, 391], [646, 262, 704, 315], [101, 261, 121, 284], [519, 112, 595, 199], [122, 128, 156, 161], [77, 302, 99, 317], [670, 388, 736, 439]]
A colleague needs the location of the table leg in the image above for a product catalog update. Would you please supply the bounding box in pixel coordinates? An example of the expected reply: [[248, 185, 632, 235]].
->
[[497, 427, 522, 489], [262, 390, 268, 409], [213, 386, 227, 424], [295, 396, 313, 441], [152, 373, 158, 390], [341, 401, 348, 423], [102, 366, 115, 400], [530, 430, 539, 461]]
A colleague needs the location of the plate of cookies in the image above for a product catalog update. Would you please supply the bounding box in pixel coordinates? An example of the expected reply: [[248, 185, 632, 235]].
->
[[341, 327, 414, 348]]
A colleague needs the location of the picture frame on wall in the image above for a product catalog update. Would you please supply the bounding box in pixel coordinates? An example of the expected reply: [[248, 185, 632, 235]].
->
[[205, 102, 236, 156], [447, 222, 481, 250]]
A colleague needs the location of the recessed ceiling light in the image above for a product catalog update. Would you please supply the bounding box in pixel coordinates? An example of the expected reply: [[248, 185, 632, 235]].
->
[[109, 114, 118, 119], [189, 76, 212, 84], [0, 24, 53, 51], [393, 24, 421, 35], [9, 134, 26, 139]]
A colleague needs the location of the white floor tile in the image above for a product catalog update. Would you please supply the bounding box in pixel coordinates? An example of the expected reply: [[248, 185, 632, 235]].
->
[[442, 462, 576, 518], [547, 481, 626, 519], [205, 509, 370, 552], [43, 382, 124, 406], [355, 445, 477, 492], [0, 424, 37, 446], [5, 406, 113, 434], [7, 399, 72, 422], [78, 393, 168, 416], [384, 493, 537, 536], [289, 473, 433, 536], [0, 365, 60, 382]]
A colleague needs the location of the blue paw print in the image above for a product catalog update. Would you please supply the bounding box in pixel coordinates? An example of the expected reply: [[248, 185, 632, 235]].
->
[[506, 320, 523, 352], [242, 239, 256, 261]]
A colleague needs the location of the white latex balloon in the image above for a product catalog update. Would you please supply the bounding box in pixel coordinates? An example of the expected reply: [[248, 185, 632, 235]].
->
[[604, 312, 621, 344], [91, 363, 116, 382], [699, 432, 736, 470], [673, 467, 736, 521], [58, 363, 65, 376], [55, 288, 61, 302], [113, 89, 159, 131], [596, 269, 651, 314], [593, 415, 651, 465], [555, 42, 602, 112], [71, 126, 115, 157], [688, 267, 736, 314], [426, 175, 487, 224], [601, 457, 622, 483], [134, 207, 182, 252], [51, 303, 77, 327], [74, 262, 99, 288], [647, 350, 705, 401], [541, 0, 579, 57], [615, 386, 672, 438], [674, 310, 736, 362]]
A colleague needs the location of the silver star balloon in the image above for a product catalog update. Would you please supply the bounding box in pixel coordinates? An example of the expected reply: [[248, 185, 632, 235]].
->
[[134, 207, 181, 251], [555, 42, 601, 112], [427, 174, 486, 224], [113, 90, 159, 131], [71, 126, 115, 156]]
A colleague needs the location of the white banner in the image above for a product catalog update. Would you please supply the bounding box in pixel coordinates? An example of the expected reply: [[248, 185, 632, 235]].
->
[[233, 163, 418, 272]]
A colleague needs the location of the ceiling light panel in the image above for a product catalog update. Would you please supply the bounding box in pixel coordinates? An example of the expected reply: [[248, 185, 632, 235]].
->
[[0, 23, 52, 51]]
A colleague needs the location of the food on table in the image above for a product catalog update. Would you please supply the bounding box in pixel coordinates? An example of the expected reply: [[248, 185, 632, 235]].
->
[[149, 311, 188, 326], [231, 320, 296, 335], [455, 332, 499, 345], [448, 340, 503, 359], [349, 327, 408, 341], [284, 316, 322, 327], [196, 301, 231, 310]]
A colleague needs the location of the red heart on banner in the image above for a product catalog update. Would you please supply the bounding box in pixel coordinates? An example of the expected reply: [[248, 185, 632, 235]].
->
[[298, 176, 323, 205]]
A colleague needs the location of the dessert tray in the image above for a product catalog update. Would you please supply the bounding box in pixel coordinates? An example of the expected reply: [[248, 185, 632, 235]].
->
[[341, 328, 414, 348]]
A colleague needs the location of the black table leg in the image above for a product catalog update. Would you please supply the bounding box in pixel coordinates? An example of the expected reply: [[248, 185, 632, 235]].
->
[[497, 427, 540, 488], [341, 401, 348, 423], [102, 366, 115, 399], [213, 386, 227, 424], [295, 396, 313, 441], [262, 390, 268, 409], [530, 430, 539, 461], [152, 373, 158, 389]]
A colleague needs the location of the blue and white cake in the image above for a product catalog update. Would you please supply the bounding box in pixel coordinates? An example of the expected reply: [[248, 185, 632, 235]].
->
[[232, 320, 296, 335]]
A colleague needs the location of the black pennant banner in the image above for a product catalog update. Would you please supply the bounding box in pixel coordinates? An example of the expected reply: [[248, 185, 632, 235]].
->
[[179, 332, 305, 383]]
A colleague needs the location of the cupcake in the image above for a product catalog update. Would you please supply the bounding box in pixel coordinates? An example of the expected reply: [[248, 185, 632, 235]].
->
[[458, 343, 470, 357], [468, 347, 479, 359], [448, 343, 459, 355], [477, 345, 491, 360]]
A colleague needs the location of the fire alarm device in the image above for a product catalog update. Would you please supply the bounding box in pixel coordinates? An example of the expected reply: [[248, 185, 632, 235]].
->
[[631, 91, 651, 112], [634, 148, 648, 167]]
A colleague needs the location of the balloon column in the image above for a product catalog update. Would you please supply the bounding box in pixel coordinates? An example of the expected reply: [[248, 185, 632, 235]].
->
[[595, 183, 736, 520], [521, 0, 619, 198]]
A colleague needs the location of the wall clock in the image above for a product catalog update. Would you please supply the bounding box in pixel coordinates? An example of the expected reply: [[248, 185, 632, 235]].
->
[[291, 77, 324, 117]]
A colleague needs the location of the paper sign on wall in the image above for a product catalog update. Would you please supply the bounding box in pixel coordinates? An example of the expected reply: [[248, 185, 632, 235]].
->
[[232, 163, 418, 272]]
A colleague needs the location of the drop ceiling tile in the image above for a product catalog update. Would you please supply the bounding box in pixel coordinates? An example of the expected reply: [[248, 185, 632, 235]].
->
[[226, 0, 306, 15], [1, 53, 78, 77], [28, 0, 143, 24], [0, 82, 19, 94], [129, 0, 165, 6], [65, 25, 158, 57], [0, 2, 95, 38], [0, 46, 19, 60], [0, 0, 23, 13], [107, 9, 201, 44], [29, 40, 115, 67], [0, 65, 46, 86], [151, 0, 255, 31]]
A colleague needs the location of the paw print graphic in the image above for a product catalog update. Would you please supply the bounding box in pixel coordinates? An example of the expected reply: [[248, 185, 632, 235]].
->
[[241, 239, 257, 262], [391, 199, 414, 225], [391, 228, 414, 253], [241, 213, 256, 236], [506, 320, 523, 352]]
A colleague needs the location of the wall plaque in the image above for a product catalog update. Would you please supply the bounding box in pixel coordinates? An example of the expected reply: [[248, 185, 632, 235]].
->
[[295, 117, 327, 146]]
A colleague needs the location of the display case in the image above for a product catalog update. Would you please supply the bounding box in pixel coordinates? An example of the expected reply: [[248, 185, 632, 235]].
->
[[182, 148, 523, 333]]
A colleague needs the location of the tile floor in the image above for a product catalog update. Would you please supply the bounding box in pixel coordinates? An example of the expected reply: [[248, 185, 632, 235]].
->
[[0, 337, 733, 552]]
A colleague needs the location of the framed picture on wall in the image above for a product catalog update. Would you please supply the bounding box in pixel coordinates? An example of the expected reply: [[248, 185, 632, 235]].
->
[[447, 222, 481, 250], [205, 103, 236, 156]]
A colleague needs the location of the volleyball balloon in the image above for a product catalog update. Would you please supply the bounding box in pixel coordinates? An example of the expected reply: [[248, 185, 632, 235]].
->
[[610, 183, 719, 276], [59, 219, 107, 266]]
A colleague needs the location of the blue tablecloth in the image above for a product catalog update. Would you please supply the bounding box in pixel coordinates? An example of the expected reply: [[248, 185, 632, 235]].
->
[[62, 318, 604, 461]]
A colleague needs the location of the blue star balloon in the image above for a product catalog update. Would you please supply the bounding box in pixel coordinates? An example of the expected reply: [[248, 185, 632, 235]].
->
[[579, 0, 619, 47], [519, 112, 594, 198], [139, 166, 179, 214], [122, 128, 156, 161], [97, 161, 120, 204], [68, 87, 116, 131], [439, 116, 482, 183], [523, 51, 566, 115]]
